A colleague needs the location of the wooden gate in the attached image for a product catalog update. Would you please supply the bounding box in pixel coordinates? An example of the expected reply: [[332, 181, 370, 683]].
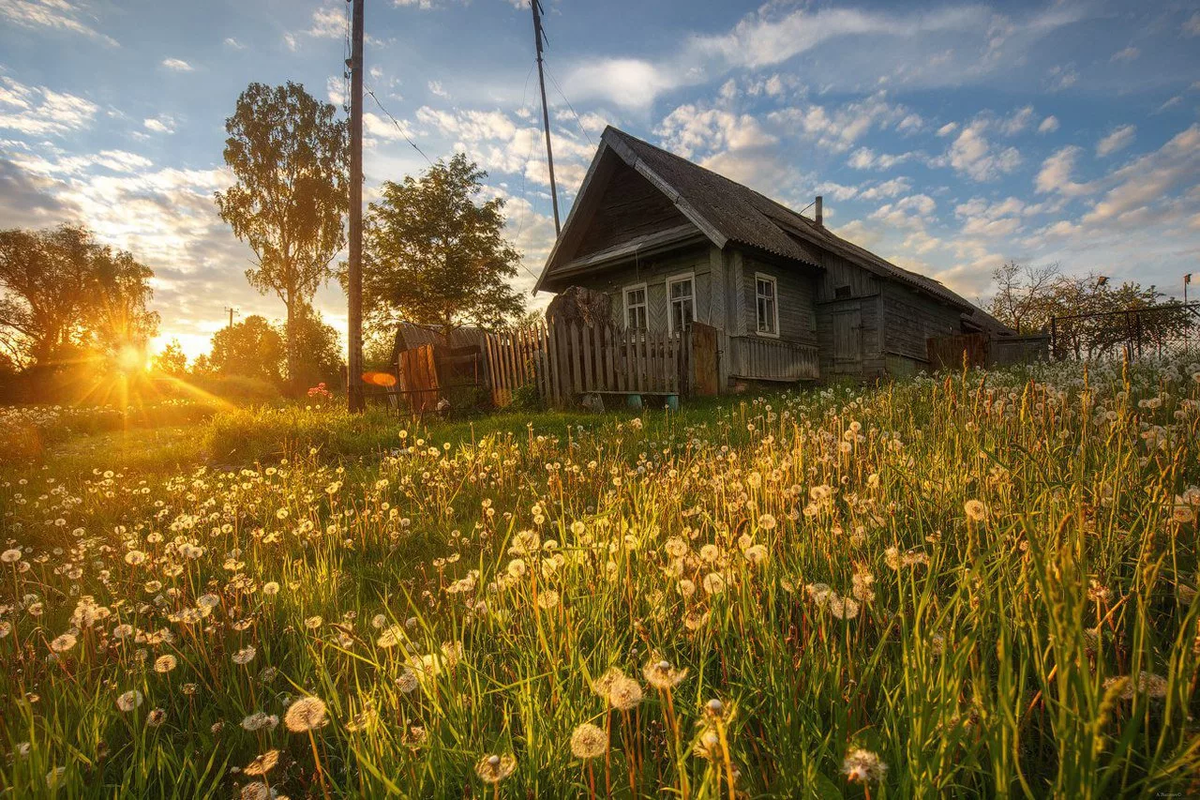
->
[[396, 344, 440, 412], [691, 322, 719, 396], [927, 333, 989, 370]]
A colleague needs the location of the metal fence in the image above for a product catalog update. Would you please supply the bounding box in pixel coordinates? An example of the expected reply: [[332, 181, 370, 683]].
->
[[1050, 303, 1200, 361]]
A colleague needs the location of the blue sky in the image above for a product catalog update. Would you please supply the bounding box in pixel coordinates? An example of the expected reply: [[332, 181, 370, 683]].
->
[[1, 0, 1198, 357]]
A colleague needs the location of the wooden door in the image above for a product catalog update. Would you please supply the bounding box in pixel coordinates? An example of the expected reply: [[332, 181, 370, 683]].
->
[[832, 308, 863, 371], [690, 322, 719, 396]]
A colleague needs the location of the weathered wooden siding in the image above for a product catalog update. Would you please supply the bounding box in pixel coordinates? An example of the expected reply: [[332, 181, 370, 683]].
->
[[880, 282, 961, 367], [816, 296, 886, 378], [574, 163, 692, 259], [741, 256, 818, 345], [813, 251, 881, 301], [562, 245, 713, 333]]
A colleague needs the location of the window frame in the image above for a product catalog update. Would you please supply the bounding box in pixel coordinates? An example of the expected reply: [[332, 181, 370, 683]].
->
[[623, 282, 649, 331], [665, 271, 696, 334], [754, 272, 780, 338]]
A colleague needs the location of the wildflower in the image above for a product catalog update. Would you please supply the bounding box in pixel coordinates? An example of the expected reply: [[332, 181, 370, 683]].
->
[[262, 582, 280, 596], [284, 696, 329, 732], [964, 500, 988, 522], [124, 550, 147, 566], [842, 748, 887, 783], [758, 514, 777, 531], [570, 723, 608, 759], [45, 767, 66, 789], [231, 645, 256, 665], [395, 669, 419, 694], [643, 656, 688, 689], [475, 753, 517, 784], [608, 676, 643, 711], [702, 572, 726, 595], [1, 548, 21, 563], [828, 595, 860, 620], [116, 690, 143, 712], [536, 590, 560, 610], [145, 708, 166, 727], [744, 544, 768, 565], [304, 616, 323, 630], [243, 750, 280, 777], [49, 633, 77, 653], [241, 712, 279, 732], [154, 654, 177, 673]]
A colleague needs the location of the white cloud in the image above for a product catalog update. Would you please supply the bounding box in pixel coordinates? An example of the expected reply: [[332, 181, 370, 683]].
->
[[846, 147, 913, 171], [656, 105, 776, 159], [143, 115, 176, 135], [859, 177, 912, 200], [428, 81, 450, 99], [1081, 125, 1200, 226], [1095, 124, 1135, 157], [1037, 115, 1059, 134], [999, 105, 1034, 136], [1110, 46, 1139, 63], [0, 0, 118, 46], [223, 37, 245, 50], [936, 122, 958, 137], [767, 92, 914, 154], [1046, 64, 1077, 92], [161, 58, 194, 72], [0, 76, 98, 136], [308, 5, 345, 38], [283, 32, 298, 52], [563, 3, 1089, 108], [943, 121, 1021, 181], [1035, 145, 1094, 196], [1185, 13, 1200, 37]]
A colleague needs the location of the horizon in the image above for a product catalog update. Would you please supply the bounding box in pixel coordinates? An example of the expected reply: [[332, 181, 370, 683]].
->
[[2, 0, 1199, 360]]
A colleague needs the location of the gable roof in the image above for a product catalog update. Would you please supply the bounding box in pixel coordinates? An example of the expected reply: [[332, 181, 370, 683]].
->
[[538, 126, 992, 319]]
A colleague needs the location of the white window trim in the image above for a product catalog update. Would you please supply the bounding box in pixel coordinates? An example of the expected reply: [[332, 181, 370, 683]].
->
[[665, 271, 696, 334], [754, 272, 780, 338], [623, 282, 648, 330]]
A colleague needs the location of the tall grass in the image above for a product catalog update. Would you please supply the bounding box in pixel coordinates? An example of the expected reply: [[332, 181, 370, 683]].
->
[[1, 357, 1198, 798]]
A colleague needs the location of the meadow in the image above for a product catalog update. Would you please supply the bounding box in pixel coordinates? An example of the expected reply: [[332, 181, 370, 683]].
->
[[1, 358, 1199, 798]]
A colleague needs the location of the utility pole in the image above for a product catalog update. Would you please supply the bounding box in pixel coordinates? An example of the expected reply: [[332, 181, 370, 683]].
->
[[530, 0, 560, 235], [224, 307, 239, 328], [347, 0, 365, 412]]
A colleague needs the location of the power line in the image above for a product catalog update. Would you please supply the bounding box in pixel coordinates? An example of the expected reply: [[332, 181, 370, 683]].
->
[[545, 66, 593, 147], [364, 87, 434, 166]]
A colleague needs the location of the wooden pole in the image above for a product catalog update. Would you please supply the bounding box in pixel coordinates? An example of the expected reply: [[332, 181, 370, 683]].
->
[[530, 0, 560, 235], [348, 0, 365, 412]]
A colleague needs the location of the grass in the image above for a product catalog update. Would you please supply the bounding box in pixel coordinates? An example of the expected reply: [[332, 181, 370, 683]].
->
[[1, 358, 1199, 798]]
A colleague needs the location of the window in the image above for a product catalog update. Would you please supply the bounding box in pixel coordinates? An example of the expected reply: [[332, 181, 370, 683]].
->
[[755, 273, 779, 336], [624, 284, 647, 330], [835, 284, 852, 300], [667, 273, 695, 333]]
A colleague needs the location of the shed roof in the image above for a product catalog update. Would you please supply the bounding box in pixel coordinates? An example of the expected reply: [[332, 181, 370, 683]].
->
[[539, 126, 1000, 322]]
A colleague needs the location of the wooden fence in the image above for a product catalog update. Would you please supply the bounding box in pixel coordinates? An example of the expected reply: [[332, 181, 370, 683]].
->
[[485, 321, 686, 408], [728, 335, 819, 382]]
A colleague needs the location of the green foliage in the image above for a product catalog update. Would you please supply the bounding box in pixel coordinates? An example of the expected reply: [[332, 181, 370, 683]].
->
[[509, 381, 543, 411], [207, 315, 285, 385], [362, 153, 525, 331], [151, 339, 189, 377], [3, 358, 1200, 797], [215, 81, 348, 386], [284, 304, 344, 391], [0, 224, 158, 370]]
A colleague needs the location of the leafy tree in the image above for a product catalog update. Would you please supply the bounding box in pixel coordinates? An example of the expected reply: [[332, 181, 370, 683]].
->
[[362, 154, 525, 332], [0, 225, 158, 368], [208, 315, 285, 384], [988, 261, 1191, 359], [279, 304, 343, 390], [152, 339, 189, 377], [215, 82, 348, 390]]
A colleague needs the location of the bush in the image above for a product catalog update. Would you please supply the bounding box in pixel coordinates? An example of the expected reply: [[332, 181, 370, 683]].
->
[[509, 382, 543, 412]]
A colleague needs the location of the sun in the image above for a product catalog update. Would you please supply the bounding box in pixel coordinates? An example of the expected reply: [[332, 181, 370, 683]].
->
[[115, 344, 150, 374]]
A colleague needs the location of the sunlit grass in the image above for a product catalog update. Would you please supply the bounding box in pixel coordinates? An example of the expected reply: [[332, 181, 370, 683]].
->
[[1, 356, 1198, 797]]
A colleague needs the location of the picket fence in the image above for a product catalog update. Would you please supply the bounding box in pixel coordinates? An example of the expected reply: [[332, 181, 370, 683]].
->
[[484, 321, 686, 408]]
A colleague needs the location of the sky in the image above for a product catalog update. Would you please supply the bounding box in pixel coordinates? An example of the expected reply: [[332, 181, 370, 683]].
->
[[1, 0, 1198, 359]]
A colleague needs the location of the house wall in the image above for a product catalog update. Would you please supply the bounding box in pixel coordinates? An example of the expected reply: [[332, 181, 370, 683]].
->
[[574, 164, 692, 259], [560, 244, 715, 333], [879, 282, 962, 374], [740, 255, 818, 345], [811, 252, 886, 379]]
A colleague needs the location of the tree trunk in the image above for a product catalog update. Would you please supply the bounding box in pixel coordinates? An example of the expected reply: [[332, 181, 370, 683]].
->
[[285, 293, 298, 397]]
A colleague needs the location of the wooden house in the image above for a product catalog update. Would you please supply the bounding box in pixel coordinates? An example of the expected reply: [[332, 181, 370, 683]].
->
[[535, 126, 1015, 388]]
